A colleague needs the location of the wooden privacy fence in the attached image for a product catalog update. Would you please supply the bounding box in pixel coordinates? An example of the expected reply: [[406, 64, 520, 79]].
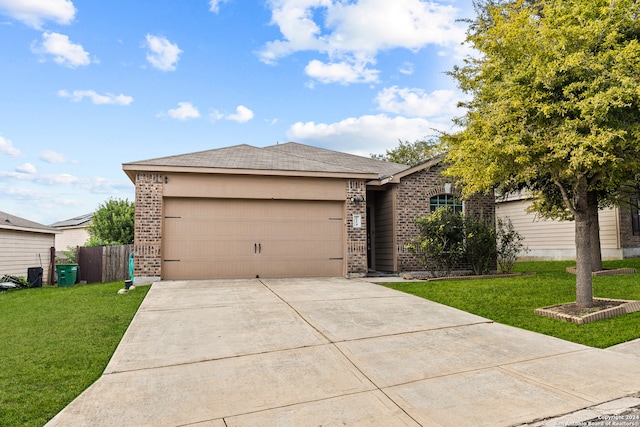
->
[[77, 245, 133, 284]]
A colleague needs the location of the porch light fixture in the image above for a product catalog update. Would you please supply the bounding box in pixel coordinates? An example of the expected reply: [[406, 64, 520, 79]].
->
[[349, 196, 365, 204]]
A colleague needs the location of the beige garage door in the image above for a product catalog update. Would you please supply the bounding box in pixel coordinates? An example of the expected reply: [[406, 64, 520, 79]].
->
[[162, 198, 345, 280]]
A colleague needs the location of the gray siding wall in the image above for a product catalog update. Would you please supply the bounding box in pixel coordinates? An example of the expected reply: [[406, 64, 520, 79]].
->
[[0, 229, 54, 283], [496, 199, 621, 260]]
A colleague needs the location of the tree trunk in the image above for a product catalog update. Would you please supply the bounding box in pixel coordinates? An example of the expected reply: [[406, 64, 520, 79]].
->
[[588, 190, 603, 272], [574, 188, 594, 309]]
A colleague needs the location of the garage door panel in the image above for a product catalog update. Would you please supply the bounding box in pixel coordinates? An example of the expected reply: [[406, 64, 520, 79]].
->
[[164, 240, 256, 259], [258, 258, 343, 278], [163, 198, 344, 280], [165, 219, 261, 239], [262, 240, 343, 257], [262, 222, 342, 238], [163, 260, 257, 280]]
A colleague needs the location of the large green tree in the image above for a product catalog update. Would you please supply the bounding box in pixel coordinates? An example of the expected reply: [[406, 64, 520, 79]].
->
[[372, 139, 441, 166], [87, 198, 135, 246], [442, 0, 640, 308]]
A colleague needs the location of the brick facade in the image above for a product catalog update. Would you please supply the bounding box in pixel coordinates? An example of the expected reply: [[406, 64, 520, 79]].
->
[[133, 173, 163, 279], [132, 174, 371, 279], [346, 179, 368, 277], [131, 164, 497, 279], [393, 164, 496, 272]]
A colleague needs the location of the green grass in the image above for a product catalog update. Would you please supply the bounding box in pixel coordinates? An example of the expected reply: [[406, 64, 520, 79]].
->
[[2, 262, 639, 425], [0, 282, 149, 427], [383, 259, 640, 349]]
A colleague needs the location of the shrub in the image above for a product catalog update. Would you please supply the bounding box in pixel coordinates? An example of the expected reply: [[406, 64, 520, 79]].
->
[[496, 217, 528, 273], [465, 215, 497, 275], [60, 246, 78, 263], [407, 207, 466, 277]]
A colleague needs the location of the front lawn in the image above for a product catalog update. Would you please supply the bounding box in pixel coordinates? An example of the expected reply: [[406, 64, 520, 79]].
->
[[0, 282, 149, 427], [383, 259, 640, 348]]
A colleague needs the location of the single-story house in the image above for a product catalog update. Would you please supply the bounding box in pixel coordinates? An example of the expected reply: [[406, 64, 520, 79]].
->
[[496, 193, 640, 260], [123, 142, 494, 281], [0, 210, 58, 285], [50, 212, 93, 257]]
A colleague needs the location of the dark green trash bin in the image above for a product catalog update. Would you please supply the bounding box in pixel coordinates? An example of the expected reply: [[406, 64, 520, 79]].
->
[[56, 264, 78, 287]]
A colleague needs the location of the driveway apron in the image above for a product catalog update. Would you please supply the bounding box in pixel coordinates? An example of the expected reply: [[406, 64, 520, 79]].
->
[[45, 277, 640, 427]]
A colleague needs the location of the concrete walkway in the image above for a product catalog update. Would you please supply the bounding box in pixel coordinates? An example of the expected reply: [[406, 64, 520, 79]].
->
[[46, 278, 640, 427]]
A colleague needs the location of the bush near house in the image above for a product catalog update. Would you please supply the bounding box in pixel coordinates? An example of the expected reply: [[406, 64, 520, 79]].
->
[[407, 207, 510, 276], [496, 217, 528, 274], [465, 214, 497, 275], [407, 207, 466, 277]]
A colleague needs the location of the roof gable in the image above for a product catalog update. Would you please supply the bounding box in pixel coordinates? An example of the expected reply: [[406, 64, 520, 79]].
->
[[367, 155, 446, 186]]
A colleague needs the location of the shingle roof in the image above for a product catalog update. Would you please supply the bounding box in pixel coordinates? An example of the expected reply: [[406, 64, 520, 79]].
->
[[123, 142, 411, 178], [49, 212, 94, 228], [264, 142, 409, 178], [0, 211, 57, 233]]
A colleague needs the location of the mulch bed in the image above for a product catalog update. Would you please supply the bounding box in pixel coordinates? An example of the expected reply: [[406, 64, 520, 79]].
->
[[546, 299, 627, 316], [535, 298, 640, 324]]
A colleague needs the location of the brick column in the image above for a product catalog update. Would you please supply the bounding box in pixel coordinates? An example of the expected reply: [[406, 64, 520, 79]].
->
[[346, 179, 367, 277], [134, 173, 163, 281]]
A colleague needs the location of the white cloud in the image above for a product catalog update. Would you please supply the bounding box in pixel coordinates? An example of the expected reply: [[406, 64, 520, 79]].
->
[[325, 0, 464, 53], [0, 136, 21, 156], [375, 86, 464, 118], [398, 61, 414, 75], [16, 163, 36, 174], [0, 0, 75, 29], [305, 59, 379, 84], [40, 150, 69, 163], [259, 0, 466, 84], [225, 105, 254, 123], [163, 102, 201, 120], [32, 32, 90, 68], [0, 170, 78, 184], [0, 170, 130, 193], [0, 171, 134, 224], [41, 173, 77, 185], [286, 114, 446, 156], [57, 89, 134, 105], [145, 34, 182, 71], [258, 0, 328, 64], [209, 0, 229, 13], [0, 186, 41, 198], [211, 105, 255, 123], [84, 176, 133, 193]]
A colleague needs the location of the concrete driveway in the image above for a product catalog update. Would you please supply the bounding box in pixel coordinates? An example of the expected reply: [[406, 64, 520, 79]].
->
[[46, 278, 640, 426]]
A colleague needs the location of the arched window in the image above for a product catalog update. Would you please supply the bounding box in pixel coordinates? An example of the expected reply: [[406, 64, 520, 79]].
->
[[430, 194, 463, 214]]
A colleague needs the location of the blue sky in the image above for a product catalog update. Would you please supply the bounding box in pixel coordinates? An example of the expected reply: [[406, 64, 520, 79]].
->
[[0, 0, 474, 225]]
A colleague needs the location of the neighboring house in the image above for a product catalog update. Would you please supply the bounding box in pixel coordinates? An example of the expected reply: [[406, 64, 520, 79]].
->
[[50, 213, 93, 257], [496, 193, 640, 260], [122, 142, 494, 281], [0, 210, 57, 285]]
